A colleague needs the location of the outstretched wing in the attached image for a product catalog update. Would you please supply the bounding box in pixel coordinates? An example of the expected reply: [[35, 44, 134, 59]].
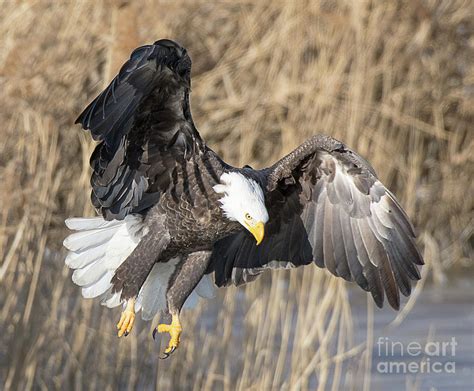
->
[[76, 39, 204, 220], [210, 135, 423, 310]]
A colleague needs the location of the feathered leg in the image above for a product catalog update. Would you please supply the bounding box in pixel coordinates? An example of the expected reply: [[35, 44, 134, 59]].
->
[[113, 224, 171, 338], [154, 251, 211, 358]]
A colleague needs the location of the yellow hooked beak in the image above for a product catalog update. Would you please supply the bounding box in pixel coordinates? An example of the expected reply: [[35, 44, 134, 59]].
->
[[248, 221, 265, 245]]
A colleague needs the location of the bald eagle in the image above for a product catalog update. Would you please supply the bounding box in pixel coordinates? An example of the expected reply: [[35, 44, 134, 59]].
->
[[64, 39, 423, 358]]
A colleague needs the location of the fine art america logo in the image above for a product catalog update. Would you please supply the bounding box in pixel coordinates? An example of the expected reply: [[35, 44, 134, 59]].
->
[[376, 337, 457, 374]]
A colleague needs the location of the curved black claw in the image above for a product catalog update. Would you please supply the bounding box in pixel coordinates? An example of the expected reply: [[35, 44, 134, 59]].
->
[[152, 328, 158, 340], [159, 346, 176, 360], [124, 331, 129, 337]]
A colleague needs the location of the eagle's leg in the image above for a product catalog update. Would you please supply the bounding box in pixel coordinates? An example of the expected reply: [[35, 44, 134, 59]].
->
[[153, 251, 211, 359], [117, 298, 136, 337], [112, 225, 170, 338]]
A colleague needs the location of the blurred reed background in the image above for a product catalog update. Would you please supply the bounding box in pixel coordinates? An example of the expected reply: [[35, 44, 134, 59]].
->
[[0, 0, 472, 390]]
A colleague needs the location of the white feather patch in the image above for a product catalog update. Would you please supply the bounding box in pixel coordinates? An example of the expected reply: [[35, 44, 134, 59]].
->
[[65, 245, 104, 269], [64, 215, 145, 305], [81, 270, 115, 298], [65, 217, 122, 230]]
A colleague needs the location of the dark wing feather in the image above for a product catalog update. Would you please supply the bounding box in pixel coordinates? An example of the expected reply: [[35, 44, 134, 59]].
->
[[210, 135, 423, 310], [76, 39, 204, 219]]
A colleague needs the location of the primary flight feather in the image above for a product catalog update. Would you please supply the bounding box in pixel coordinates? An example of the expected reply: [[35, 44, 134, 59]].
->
[[64, 39, 423, 358]]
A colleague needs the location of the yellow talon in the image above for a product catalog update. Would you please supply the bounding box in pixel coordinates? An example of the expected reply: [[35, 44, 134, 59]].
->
[[154, 314, 182, 358], [117, 298, 135, 337]]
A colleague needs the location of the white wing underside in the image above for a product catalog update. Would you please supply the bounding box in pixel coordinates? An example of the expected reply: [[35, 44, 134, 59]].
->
[[63, 216, 215, 320]]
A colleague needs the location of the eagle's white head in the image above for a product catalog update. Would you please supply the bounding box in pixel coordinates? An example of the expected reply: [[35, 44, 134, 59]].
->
[[213, 172, 269, 245]]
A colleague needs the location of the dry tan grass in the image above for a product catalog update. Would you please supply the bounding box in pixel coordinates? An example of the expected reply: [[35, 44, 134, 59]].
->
[[0, 1, 472, 390]]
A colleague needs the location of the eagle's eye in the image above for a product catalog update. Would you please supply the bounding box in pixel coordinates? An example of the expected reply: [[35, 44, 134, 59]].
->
[[245, 213, 252, 220]]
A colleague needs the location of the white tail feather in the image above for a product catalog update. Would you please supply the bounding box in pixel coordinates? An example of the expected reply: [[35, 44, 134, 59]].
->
[[82, 271, 115, 298], [72, 260, 108, 286], [63, 226, 120, 252], [65, 246, 104, 269], [64, 215, 145, 305], [65, 216, 121, 230]]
